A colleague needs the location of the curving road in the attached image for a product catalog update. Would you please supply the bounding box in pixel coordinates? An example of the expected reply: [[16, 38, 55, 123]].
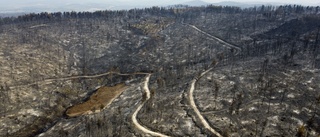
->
[[189, 68, 223, 137], [131, 74, 170, 137]]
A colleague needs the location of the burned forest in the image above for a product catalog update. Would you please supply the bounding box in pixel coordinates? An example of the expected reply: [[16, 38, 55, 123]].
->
[[0, 4, 320, 137]]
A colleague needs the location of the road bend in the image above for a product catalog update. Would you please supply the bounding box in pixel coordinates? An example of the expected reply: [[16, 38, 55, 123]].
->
[[131, 74, 170, 137], [189, 68, 223, 137]]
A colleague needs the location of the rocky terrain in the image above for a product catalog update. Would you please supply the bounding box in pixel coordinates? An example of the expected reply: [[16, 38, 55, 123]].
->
[[0, 5, 319, 137]]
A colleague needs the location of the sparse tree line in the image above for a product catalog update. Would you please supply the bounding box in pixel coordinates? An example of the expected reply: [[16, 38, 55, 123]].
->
[[0, 4, 319, 25]]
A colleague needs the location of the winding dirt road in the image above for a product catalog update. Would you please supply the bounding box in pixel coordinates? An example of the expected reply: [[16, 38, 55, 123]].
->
[[189, 68, 223, 137], [131, 74, 170, 137]]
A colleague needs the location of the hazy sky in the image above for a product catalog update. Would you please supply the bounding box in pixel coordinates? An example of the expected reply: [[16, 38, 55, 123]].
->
[[0, 0, 320, 5], [1, 0, 319, 5], [0, 0, 319, 13]]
